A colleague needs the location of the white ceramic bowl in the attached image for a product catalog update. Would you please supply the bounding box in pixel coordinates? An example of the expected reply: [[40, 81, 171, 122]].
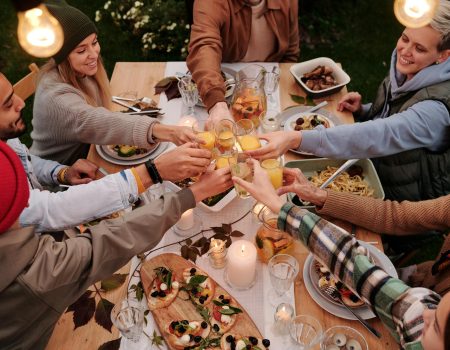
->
[[290, 57, 351, 98], [165, 181, 237, 213]]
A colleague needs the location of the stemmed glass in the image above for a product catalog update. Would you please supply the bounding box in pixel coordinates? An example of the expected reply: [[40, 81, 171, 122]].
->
[[264, 67, 280, 110], [178, 75, 198, 117], [267, 253, 299, 306]]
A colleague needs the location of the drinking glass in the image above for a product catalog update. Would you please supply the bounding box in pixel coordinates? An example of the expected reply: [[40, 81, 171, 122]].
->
[[320, 326, 368, 350], [289, 315, 323, 350], [193, 123, 216, 150], [110, 299, 144, 342], [260, 157, 283, 189], [229, 153, 253, 198], [236, 119, 261, 151], [261, 110, 281, 133], [267, 253, 299, 305], [264, 67, 280, 110], [213, 146, 238, 169], [178, 75, 198, 117], [214, 119, 236, 152]]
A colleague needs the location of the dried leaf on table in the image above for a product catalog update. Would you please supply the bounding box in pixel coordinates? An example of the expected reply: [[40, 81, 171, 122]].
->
[[225, 237, 232, 248], [187, 247, 200, 262], [289, 94, 305, 104], [66, 290, 96, 329], [100, 273, 128, 292], [130, 281, 144, 301], [200, 242, 210, 255], [154, 76, 181, 101], [193, 236, 208, 248], [151, 329, 165, 348], [95, 298, 114, 332], [230, 230, 244, 237], [98, 338, 121, 350], [181, 245, 190, 260]]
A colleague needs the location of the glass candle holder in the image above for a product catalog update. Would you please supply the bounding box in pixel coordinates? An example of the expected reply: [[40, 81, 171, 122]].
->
[[208, 238, 227, 269], [274, 302, 294, 335]]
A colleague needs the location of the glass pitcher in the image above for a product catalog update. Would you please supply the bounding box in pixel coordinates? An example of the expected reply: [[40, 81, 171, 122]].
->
[[255, 206, 294, 263], [230, 65, 267, 128]]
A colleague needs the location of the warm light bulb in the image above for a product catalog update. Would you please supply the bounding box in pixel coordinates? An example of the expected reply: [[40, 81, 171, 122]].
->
[[394, 0, 438, 28], [17, 4, 63, 57]]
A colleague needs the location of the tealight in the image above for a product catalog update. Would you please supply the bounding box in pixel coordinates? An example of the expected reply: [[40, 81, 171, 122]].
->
[[274, 303, 294, 335]]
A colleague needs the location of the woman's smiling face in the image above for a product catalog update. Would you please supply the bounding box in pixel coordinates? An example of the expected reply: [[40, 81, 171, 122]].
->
[[68, 33, 100, 77], [396, 26, 448, 80], [420, 292, 450, 350]]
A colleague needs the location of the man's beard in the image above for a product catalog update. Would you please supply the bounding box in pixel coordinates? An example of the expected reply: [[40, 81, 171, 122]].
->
[[0, 113, 27, 140]]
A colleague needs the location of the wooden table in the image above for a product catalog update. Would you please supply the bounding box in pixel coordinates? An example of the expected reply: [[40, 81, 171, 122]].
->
[[47, 62, 397, 350]]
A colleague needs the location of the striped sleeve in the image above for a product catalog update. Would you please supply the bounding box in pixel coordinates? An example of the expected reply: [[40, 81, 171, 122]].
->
[[278, 203, 441, 349]]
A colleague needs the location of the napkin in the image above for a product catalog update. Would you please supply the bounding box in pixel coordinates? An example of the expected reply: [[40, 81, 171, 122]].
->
[[154, 76, 181, 101]]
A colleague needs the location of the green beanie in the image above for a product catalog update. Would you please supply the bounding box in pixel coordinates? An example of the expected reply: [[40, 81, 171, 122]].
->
[[45, 1, 98, 64]]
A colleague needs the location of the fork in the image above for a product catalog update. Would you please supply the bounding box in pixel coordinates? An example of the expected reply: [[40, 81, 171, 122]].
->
[[320, 284, 381, 338]]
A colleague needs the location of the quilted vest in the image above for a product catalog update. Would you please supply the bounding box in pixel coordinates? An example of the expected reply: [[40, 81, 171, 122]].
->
[[364, 76, 450, 202]]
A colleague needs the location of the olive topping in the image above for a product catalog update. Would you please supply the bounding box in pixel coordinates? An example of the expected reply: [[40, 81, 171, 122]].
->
[[178, 326, 186, 334], [249, 336, 258, 345], [200, 321, 208, 329], [246, 345, 251, 349], [199, 296, 205, 304], [158, 291, 166, 297], [190, 268, 196, 275], [295, 117, 304, 125], [222, 298, 230, 304], [170, 321, 179, 329], [262, 339, 271, 347], [188, 334, 194, 341], [213, 324, 220, 332], [230, 343, 236, 350], [226, 335, 234, 343], [151, 291, 158, 297], [219, 294, 224, 300], [191, 287, 198, 295], [194, 335, 202, 343], [181, 320, 189, 325]]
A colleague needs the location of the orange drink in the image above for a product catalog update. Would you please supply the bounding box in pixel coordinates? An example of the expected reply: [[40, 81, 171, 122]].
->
[[231, 85, 266, 128], [235, 119, 261, 151], [197, 131, 215, 150], [213, 147, 237, 170], [238, 134, 261, 151], [261, 158, 283, 189], [217, 130, 235, 150], [214, 119, 236, 152]]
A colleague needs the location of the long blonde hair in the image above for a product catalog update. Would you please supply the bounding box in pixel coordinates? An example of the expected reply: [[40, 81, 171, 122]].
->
[[39, 55, 112, 109]]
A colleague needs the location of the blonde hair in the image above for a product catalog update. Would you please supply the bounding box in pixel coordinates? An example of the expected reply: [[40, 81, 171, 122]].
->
[[39, 55, 112, 109], [431, 1, 450, 51]]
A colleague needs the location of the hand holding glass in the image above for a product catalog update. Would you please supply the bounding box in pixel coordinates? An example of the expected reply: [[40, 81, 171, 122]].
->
[[229, 153, 253, 198]]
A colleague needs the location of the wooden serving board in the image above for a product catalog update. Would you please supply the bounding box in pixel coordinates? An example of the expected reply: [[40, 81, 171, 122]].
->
[[141, 253, 262, 349]]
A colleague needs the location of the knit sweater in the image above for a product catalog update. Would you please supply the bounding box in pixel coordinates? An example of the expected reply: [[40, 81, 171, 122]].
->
[[30, 68, 158, 165], [317, 191, 450, 234], [278, 203, 441, 350]]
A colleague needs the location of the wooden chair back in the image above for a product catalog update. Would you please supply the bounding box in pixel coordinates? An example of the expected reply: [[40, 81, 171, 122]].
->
[[13, 63, 40, 100]]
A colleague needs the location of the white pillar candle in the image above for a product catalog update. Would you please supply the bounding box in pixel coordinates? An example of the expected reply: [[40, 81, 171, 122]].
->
[[176, 209, 194, 230], [178, 115, 198, 128], [226, 240, 257, 288]]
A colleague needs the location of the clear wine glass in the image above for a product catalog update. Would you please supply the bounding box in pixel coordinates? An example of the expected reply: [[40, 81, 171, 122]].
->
[[264, 67, 280, 110], [267, 253, 299, 306], [178, 75, 199, 117]]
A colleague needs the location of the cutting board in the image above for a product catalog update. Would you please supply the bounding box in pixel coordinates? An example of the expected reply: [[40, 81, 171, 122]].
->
[[141, 253, 262, 349]]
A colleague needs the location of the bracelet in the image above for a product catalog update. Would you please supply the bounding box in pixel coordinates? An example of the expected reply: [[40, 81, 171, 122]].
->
[[144, 159, 163, 184], [57, 167, 69, 184]]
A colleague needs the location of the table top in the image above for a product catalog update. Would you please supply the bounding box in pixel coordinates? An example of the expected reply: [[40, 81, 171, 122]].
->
[[46, 62, 397, 350]]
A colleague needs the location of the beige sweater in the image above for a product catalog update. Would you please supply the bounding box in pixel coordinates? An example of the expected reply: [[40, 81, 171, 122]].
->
[[31, 68, 158, 165]]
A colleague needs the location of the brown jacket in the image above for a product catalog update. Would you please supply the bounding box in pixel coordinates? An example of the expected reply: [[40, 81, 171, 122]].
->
[[187, 0, 299, 110], [0, 189, 195, 349], [317, 191, 450, 295]]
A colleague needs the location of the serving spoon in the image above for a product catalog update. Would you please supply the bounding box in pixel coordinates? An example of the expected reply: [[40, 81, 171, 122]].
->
[[319, 159, 359, 190]]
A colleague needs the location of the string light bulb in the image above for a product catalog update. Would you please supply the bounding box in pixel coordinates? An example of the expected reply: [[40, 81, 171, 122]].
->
[[394, 0, 439, 28], [13, 1, 64, 57]]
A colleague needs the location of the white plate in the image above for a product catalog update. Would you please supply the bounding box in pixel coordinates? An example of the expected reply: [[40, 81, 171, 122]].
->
[[95, 142, 168, 166], [283, 113, 335, 132], [278, 106, 341, 156], [100, 143, 160, 161], [303, 241, 397, 320]]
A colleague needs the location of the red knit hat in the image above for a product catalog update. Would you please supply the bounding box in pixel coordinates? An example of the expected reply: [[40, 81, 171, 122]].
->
[[0, 141, 29, 233]]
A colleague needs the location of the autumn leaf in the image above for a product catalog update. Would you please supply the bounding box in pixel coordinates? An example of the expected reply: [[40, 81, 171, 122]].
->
[[222, 223, 232, 233], [98, 338, 121, 350], [185, 238, 192, 246], [212, 233, 227, 241], [130, 282, 144, 301], [95, 298, 114, 332], [230, 230, 244, 237], [211, 226, 227, 235], [200, 241, 210, 256], [187, 247, 199, 262], [181, 245, 190, 260], [66, 290, 96, 329], [193, 236, 208, 248], [290, 94, 305, 104], [100, 274, 128, 292], [225, 237, 232, 248]]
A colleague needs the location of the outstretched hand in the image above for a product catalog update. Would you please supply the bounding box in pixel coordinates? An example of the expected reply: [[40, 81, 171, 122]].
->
[[244, 131, 301, 160], [66, 159, 98, 185], [231, 159, 284, 213], [337, 92, 362, 113], [190, 166, 234, 203]]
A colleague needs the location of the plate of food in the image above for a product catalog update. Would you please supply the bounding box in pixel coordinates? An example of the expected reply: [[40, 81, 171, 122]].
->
[[290, 57, 351, 98], [140, 253, 270, 350], [303, 241, 397, 320], [95, 141, 168, 166]]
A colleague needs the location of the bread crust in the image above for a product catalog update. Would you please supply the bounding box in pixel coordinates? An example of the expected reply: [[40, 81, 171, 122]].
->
[[220, 333, 268, 350], [142, 266, 179, 311], [210, 296, 239, 333]]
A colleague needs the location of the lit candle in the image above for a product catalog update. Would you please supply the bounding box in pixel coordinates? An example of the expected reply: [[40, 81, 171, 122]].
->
[[209, 238, 227, 269], [274, 303, 294, 335], [226, 240, 257, 289], [178, 115, 198, 128], [176, 209, 194, 230]]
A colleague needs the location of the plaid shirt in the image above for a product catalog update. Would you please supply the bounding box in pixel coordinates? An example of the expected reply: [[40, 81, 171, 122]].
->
[[278, 203, 441, 350]]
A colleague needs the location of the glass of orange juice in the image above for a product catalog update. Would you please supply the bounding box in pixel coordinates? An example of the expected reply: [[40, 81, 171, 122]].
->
[[236, 119, 261, 151], [213, 147, 238, 170], [214, 119, 236, 153], [193, 124, 216, 150], [261, 158, 283, 189]]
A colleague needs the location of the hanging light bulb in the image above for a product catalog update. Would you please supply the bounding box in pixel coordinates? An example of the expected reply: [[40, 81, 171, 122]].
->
[[13, 1, 64, 58], [394, 0, 439, 28]]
